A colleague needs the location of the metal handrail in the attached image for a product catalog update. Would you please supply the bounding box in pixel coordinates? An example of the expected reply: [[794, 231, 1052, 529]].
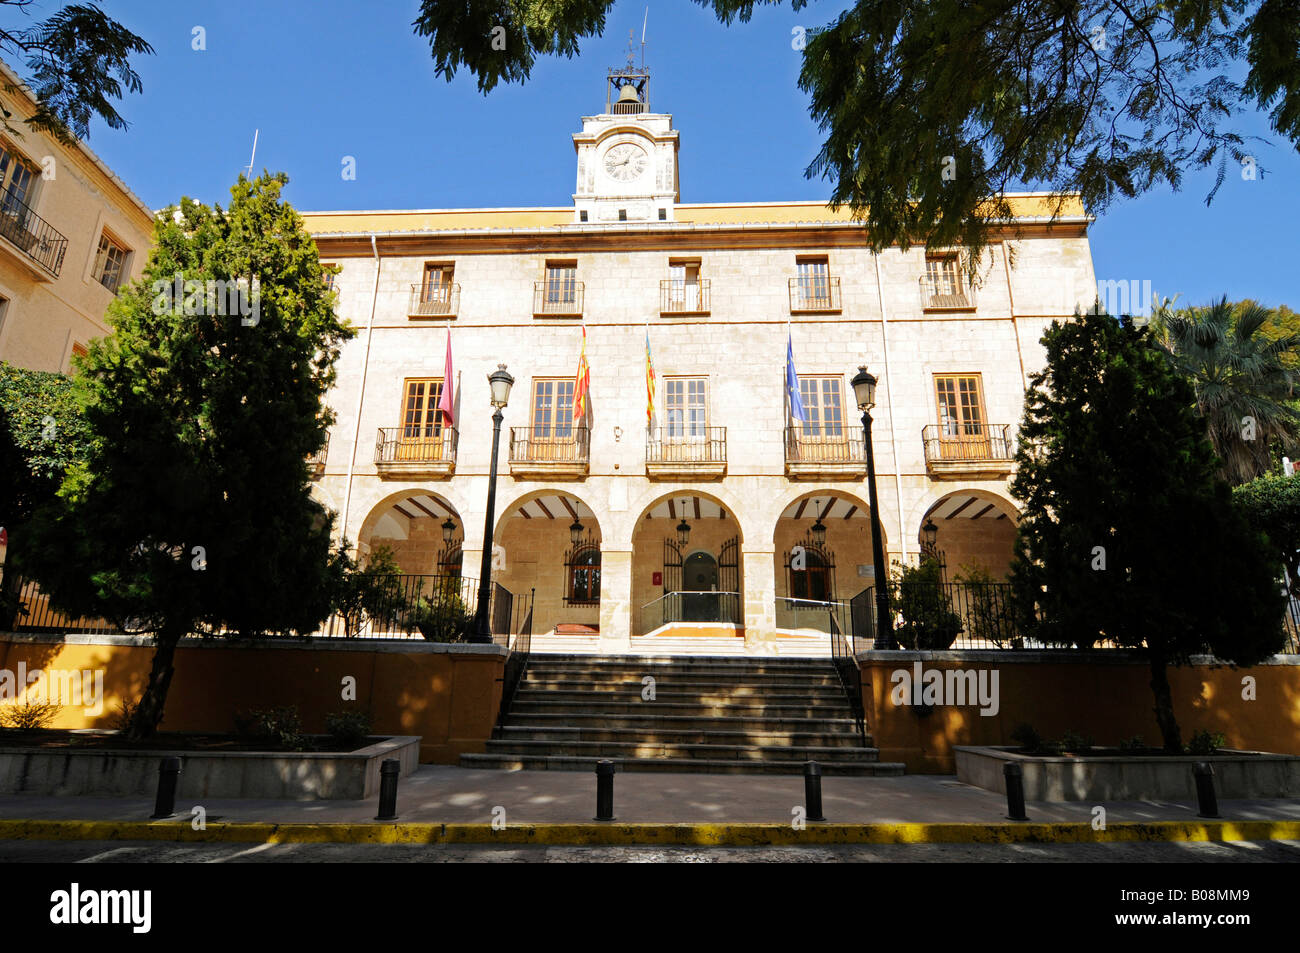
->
[[788, 276, 841, 312], [922, 423, 1014, 463], [408, 283, 460, 316], [646, 426, 727, 464], [0, 191, 68, 276], [919, 274, 977, 310], [659, 278, 710, 313], [533, 280, 584, 316], [375, 426, 458, 464]]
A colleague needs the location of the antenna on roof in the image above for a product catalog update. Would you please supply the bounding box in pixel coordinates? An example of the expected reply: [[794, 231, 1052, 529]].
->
[[641, 7, 648, 69], [244, 129, 259, 179]]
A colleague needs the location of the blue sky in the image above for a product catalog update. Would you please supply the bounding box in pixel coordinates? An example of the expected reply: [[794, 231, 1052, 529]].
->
[[59, 0, 1300, 309]]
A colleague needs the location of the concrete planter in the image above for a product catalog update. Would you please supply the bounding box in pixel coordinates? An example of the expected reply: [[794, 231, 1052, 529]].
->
[[954, 745, 1300, 801], [0, 734, 421, 800]]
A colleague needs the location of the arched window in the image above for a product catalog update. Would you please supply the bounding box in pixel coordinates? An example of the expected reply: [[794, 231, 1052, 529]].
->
[[786, 538, 835, 604], [566, 545, 601, 605], [438, 545, 463, 580]]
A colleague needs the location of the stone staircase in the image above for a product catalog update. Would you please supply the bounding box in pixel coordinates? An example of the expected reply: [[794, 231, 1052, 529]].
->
[[460, 654, 906, 776]]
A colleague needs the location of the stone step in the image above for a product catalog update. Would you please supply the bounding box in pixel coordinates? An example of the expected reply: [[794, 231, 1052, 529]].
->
[[524, 654, 837, 670], [520, 675, 845, 691], [496, 725, 872, 748], [509, 699, 854, 719], [459, 753, 905, 776], [505, 711, 861, 732], [483, 739, 879, 761], [513, 689, 846, 707]]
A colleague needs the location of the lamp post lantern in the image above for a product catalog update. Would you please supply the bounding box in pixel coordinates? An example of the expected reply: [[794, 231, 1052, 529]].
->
[[851, 365, 894, 649], [473, 363, 514, 643]]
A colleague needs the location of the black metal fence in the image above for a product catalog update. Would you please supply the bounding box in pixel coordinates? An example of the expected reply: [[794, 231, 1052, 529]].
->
[[0, 191, 69, 277], [4, 575, 121, 635], [496, 587, 534, 730], [829, 611, 866, 741]]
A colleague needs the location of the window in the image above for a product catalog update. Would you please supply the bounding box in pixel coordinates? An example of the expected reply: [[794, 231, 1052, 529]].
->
[[934, 374, 985, 436], [0, 145, 35, 209], [579, 210, 589, 222], [790, 548, 833, 602], [420, 263, 454, 304], [658, 208, 667, 221], [795, 256, 830, 307], [398, 377, 447, 459], [923, 255, 973, 308], [665, 377, 707, 439], [667, 260, 701, 312], [322, 264, 337, 291], [92, 233, 129, 292], [543, 261, 578, 306], [797, 376, 845, 439], [566, 545, 601, 605], [531, 378, 575, 440], [618, 209, 627, 221]]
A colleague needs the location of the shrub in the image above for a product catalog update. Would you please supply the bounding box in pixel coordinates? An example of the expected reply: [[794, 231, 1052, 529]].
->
[[325, 710, 372, 748], [234, 705, 307, 750], [953, 562, 1021, 648], [1118, 734, 1146, 752], [1061, 729, 1095, 753], [407, 585, 474, 643], [1010, 723, 1041, 752], [1186, 729, 1228, 756], [889, 557, 963, 649], [108, 697, 139, 732], [0, 698, 60, 730]]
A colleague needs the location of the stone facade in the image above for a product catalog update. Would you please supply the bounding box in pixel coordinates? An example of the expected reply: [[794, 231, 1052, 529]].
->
[[0, 60, 153, 373], [302, 75, 1098, 652]]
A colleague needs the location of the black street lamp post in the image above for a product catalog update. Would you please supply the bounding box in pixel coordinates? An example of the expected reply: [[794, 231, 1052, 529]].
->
[[851, 366, 894, 649], [473, 364, 514, 644]]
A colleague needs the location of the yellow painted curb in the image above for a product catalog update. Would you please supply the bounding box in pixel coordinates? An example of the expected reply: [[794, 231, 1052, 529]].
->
[[1, 819, 1298, 846]]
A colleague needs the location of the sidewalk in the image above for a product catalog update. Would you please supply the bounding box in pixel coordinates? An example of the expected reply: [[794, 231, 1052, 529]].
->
[[2, 767, 1298, 845]]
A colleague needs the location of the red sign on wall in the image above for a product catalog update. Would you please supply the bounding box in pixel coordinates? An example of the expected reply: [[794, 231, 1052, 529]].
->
[[652, 572, 662, 586]]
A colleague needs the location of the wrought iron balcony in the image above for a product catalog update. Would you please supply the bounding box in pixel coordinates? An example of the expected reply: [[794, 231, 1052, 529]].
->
[[374, 426, 457, 479], [308, 433, 329, 479], [408, 283, 460, 317], [659, 278, 710, 315], [918, 275, 977, 311], [784, 424, 865, 479], [0, 192, 68, 278], [509, 425, 590, 478], [533, 280, 584, 317], [788, 276, 841, 313], [646, 427, 727, 479], [922, 423, 1014, 478]]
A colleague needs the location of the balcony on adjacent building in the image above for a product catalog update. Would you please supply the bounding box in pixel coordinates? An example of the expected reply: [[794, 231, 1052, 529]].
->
[[659, 278, 710, 315], [784, 424, 865, 480], [374, 426, 458, 479], [533, 280, 584, 317], [308, 433, 329, 479], [408, 283, 460, 318], [918, 274, 977, 311], [509, 425, 590, 478], [788, 276, 841, 314], [0, 192, 68, 279], [646, 427, 727, 479], [922, 423, 1015, 478]]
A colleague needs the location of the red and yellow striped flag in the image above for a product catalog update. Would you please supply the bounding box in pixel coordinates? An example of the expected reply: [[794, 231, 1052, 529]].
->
[[645, 330, 655, 427], [573, 325, 590, 423]]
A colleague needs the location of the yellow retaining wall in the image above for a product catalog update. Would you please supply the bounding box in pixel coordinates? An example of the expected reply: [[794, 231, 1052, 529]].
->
[[860, 651, 1300, 773], [0, 633, 506, 764]]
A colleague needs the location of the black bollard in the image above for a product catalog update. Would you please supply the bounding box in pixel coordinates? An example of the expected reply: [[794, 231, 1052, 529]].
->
[[804, 761, 826, 822], [595, 759, 616, 821], [1194, 762, 1220, 818], [150, 756, 181, 819], [1003, 761, 1028, 821], [375, 758, 400, 821]]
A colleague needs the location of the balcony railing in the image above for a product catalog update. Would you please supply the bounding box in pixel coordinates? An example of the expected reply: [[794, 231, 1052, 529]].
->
[[919, 275, 977, 311], [788, 276, 841, 313], [641, 591, 742, 632], [659, 279, 710, 314], [408, 283, 460, 317], [646, 426, 727, 478], [509, 425, 590, 477], [533, 280, 584, 316], [784, 424, 865, 478], [308, 433, 329, 478], [922, 423, 1014, 476], [0, 191, 68, 277], [374, 426, 458, 478]]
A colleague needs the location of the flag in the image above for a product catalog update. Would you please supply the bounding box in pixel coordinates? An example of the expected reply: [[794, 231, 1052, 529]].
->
[[573, 325, 590, 423], [786, 333, 807, 422], [645, 330, 656, 427], [437, 330, 455, 425]]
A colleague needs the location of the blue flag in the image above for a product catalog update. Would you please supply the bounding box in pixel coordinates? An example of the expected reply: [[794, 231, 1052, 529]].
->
[[786, 333, 807, 422]]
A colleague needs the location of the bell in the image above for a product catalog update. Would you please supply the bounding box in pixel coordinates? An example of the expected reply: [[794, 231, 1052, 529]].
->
[[616, 84, 641, 106]]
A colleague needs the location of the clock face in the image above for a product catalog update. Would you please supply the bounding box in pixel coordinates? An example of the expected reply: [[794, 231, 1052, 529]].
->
[[603, 143, 648, 182]]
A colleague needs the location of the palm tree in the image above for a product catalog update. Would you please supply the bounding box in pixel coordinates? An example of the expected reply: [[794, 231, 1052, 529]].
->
[[1151, 297, 1300, 485]]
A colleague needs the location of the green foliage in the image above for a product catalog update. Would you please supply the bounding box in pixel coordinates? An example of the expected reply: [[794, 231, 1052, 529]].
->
[[407, 580, 474, 643], [1234, 473, 1300, 594], [1151, 297, 1300, 485], [327, 544, 407, 637], [1009, 310, 1286, 751], [1186, 729, 1228, 756], [1009, 722, 1041, 752], [234, 705, 306, 750], [325, 710, 372, 748], [0, 698, 60, 730], [20, 173, 354, 738], [0, 1, 153, 141], [107, 696, 139, 732], [888, 557, 962, 650], [953, 562, 1020, 648], [1118, 735, 1147, 752], [411, 1, 1300, 261], [1061, 729, 1095, 754]]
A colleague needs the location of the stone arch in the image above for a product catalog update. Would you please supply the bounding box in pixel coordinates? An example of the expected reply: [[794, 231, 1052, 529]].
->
[[915, 488, 1020, 580], [356, 488, 464, 574]]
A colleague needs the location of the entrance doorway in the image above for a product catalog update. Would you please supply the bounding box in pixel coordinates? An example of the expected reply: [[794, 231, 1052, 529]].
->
[[682, 550, 718, 622]]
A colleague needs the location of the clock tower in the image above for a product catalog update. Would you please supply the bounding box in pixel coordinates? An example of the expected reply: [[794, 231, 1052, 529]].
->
[[572, 62, 679, 224]]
